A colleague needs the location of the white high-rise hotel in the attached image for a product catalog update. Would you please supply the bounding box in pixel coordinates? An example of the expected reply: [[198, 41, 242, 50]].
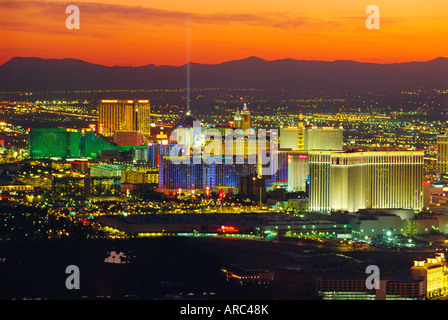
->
[[309, 151, 424, 213]]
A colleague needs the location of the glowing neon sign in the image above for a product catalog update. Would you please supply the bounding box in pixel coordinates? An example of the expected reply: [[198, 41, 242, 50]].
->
[[218, 226, 238, 233]]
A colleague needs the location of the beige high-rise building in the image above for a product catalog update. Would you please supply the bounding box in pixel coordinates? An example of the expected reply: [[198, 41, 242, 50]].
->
[[309, 151, 424, 213], [280, 126, 300, 150], [437, 133, 448, 175], [411, 253, 448, 299], [297, 114, 304, 151], [240, 103, 251, 131], [304, 126, 343, 151], [287, 153, 309, 192], [280, 124, 343, 151], [98, 99, 151, 143], [233, 103, 251, 130]]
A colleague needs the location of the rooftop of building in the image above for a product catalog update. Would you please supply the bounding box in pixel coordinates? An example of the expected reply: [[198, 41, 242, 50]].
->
[[90, 164, 127, 171], [308, 149, 424, 156], [355, 211, 403, 220], [172, 111, 197, 129], [99, 99, 150, 104]]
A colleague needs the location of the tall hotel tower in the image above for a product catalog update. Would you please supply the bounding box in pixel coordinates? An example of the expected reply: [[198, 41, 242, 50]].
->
[[240, 103, 251, 131], [233, 103, 251, 130], [98, 99, 151, 142], [286, 114, 308, 192], [309, 151, 424, 213], [437, 133, 448, 175]]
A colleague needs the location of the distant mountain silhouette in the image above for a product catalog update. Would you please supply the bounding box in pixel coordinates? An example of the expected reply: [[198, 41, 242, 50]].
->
[[0, 56, 446, 93]]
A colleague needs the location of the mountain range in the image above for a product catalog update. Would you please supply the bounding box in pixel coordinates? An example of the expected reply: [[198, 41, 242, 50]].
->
[[0, 56, 446, 93]]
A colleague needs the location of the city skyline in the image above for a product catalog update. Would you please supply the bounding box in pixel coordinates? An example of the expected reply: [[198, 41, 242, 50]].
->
[[0, 0, 447, 304], [1, 0, 447, 67]]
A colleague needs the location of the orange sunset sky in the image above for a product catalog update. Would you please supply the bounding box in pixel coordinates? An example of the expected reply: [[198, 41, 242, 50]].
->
[[0, 0, 447, 66]]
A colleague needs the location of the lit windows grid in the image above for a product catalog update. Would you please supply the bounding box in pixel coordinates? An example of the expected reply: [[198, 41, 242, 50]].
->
[[319, 278, 424, 300], [98, 100, 151, 141], [158, 155, 258, 190], [438, 135, 448, 175], [309, 151, 424, 212]]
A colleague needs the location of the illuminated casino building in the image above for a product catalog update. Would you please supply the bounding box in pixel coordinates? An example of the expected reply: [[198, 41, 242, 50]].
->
[[158, 156, 204, 191], [168, 108, 204, 154], [279, 114, 304, 151], [113, 130, 143, 146], [304, 126, 343, 151], [280, 118, 342, 152], [275, 120, 342, 191], [269, 149, 307, 189], [287, 153, 309, 193], [233, 107, 242, 129], [240, 103, 251, 131], [90, 164, 126, 178], [270, 150, 292, 186], [207, 157, 258, 189], [437, 133, 448, 175], [98, 99, 151, 143], [285, 115, 308, 192], [170, 109, 197, 134], [29, 127, 116, 159], [147, 142, 176, 167], [132, 147, 148, 163], [202, 128, 258, 160], [411, 253, 448, 299], [233, 103, 251, 130], [317, 253, 448, 300], [158, 155, 257, 192], [309, 151, 424, 213], [279, 127, 300, 150], [318, 277, 426, 300]]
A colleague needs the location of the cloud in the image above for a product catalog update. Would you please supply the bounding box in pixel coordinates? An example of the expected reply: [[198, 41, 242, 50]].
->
[[0, 0, 313, 30]]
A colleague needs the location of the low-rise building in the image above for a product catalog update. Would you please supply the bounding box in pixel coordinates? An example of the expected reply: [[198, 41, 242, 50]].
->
[[317, 277, 425, 300]]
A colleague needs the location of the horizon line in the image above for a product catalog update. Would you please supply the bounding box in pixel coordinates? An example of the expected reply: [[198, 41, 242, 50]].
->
[[2, 55, 447, 68]]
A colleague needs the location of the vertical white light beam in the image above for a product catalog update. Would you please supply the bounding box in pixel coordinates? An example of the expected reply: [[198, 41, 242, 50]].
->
[[186, 9, 191, 114]]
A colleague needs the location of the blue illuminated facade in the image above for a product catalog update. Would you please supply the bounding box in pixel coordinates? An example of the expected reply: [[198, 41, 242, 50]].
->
[[158, 155, 257, 191]]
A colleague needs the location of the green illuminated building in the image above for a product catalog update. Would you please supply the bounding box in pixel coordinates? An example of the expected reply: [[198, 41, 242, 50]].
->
[[29, 128, 118, 159]]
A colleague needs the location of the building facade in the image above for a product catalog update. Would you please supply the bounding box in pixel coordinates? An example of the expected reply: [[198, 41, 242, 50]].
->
[[28, 127, 116, 159], [309, 151, 424, 213], [158, 155, 257, 192], [287, 153, 309, 192], [98, 99, 151, 142], [437, 134, 448, 175], [233, 103, 251, 130], [411, 253, 448, 299], [280, 127, 299, 150], [318, 277, 425, 300], [304, 126, 343, 151]]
